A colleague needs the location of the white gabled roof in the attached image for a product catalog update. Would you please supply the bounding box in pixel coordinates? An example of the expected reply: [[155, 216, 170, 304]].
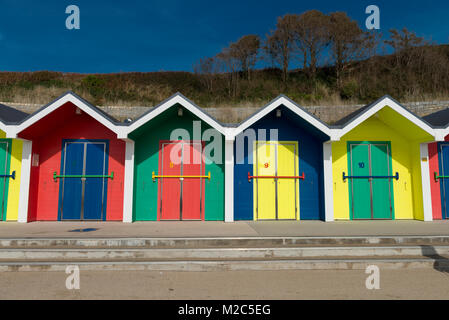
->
[[122, 93, 229, 139], [230, 95, 332, 139], [332, 95, 438, 141], [8, 91, 126, 139]]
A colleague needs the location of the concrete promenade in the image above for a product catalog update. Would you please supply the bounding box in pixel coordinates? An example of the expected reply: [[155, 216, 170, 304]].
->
[[1, 220, 449, 238], [2, 269, 449, 300]]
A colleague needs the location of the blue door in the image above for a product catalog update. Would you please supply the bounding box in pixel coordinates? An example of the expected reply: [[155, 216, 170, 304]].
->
[[439, 143, 449, 219], [59, 140, 109, 221]]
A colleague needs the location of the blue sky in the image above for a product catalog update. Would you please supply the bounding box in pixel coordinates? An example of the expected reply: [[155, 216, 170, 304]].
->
[[0, 0, 448, 73]]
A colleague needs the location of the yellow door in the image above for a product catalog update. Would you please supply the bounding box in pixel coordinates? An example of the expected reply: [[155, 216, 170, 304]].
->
[[256, 142, 276, 220], [254, 141, 299, 220], [277, 143, 297, 220]]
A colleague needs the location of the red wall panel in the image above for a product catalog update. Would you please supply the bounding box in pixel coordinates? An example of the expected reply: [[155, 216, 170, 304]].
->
[[428, 142, 442, 220], [19, 102, 125, 221]]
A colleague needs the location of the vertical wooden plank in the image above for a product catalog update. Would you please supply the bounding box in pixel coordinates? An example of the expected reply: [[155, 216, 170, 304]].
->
[[181, 142, 203, 220], [277, 143, 297, 220], [123, 139, 135, 223], [225, 139, 234, 222], [6, 139, 22, 221], [349, 143, 371, 219], [323, 142, 334, 222], [59, 142, 84, 220], [0, 141, 8, 221], [159, 142, 181, 220], [371, 144, 393, 219], [439, 144, 449, 219], [84, 142, 108, 220], [18, 140, 32, 223], [428, 142, 442, 220], [420, 143, 433, 222], [255, 142, 276, 220]]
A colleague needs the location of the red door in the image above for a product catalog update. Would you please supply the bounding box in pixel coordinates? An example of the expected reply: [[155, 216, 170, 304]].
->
[[159, 141, 204, 220]]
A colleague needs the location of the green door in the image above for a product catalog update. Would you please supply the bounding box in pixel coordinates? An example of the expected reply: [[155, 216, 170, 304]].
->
[[349, 142, 394, 220], [371, 144, 393, 219], [0, 141, 11, 221], [350, 144, 372, 219]]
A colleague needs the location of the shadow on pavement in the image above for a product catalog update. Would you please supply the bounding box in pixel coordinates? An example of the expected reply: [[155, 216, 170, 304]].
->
[[420, 245, 449, 273]]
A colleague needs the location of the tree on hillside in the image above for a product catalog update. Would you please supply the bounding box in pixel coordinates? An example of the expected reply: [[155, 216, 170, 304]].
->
[[385, 28, 430, 70], [356, 30, 383, 92], [385, 28, 427, 52], [230, 35, 261, 80], [296, 10, 330, 78], [216, 47, 240, 98], [328, 12, 364, 87], [264, 14, 299, 83], [193, 57, 219, 93]]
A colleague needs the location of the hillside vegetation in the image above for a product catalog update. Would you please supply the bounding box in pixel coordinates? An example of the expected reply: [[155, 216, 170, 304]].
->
[[1, 10, 449, 108], [0, 45, 448, 109]]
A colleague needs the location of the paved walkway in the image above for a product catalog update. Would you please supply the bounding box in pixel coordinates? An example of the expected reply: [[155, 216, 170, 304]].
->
[[1, 269, 449, 299], [1, 220, 449, 238]]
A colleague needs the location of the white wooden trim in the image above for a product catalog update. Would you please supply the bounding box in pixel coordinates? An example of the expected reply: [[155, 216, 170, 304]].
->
[[125, 94, 227, 138], [438, 120, 449, 139], [5, 125, 17, 139], [323, 142, 334, 222], [420, 143, 433, 222], [0, 123, 8, 134], [336, 97, 436, 140], [224, 139, 235, 222], [122, 139, 135, 223], [233, 96, 331, 139], [434, 128, 447, 142], [17, 140, 32, 223]]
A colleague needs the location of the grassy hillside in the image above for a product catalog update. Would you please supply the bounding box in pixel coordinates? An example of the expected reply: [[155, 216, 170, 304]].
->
[[1, 44, 449, 108]]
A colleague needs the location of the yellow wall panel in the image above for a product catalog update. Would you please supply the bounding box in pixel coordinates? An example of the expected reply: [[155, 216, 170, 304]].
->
[[6, 139, 22, 221], [411, 143, 425, 221], [332, 115, 429, 220], [332, 141, 350, 219]]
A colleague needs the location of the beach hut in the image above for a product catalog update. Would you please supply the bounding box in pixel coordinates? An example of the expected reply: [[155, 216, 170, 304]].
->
[[422, 108, 449, 220], [122, 93, 229, 222], [0, 104, 28, 221], [232, 95, 333, 221], [331, 96, 438, 221], [9, 92, 127, 222]]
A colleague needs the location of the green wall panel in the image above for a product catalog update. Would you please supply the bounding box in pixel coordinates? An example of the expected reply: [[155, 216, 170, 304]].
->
[[0, 139, 12, 221], [132, 105, 225, 221]]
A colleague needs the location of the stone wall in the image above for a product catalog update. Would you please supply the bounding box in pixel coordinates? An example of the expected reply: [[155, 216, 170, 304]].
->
[[5, 100, 449, 124]]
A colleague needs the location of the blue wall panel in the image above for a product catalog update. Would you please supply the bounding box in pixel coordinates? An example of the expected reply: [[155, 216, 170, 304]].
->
[[234, 136, 254, 220], [438, 143, 449, 219], [233, 106, 328, 220]]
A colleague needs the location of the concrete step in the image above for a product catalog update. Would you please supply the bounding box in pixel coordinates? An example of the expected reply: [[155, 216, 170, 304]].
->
[[2, 236, 449, 248], [0, 246, 447, 260], [1, 236, 448, 272], [0, 257, 448, 272]]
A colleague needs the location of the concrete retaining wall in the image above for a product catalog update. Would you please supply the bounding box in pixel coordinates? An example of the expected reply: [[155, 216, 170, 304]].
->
[[5, 100, 449, 124]]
